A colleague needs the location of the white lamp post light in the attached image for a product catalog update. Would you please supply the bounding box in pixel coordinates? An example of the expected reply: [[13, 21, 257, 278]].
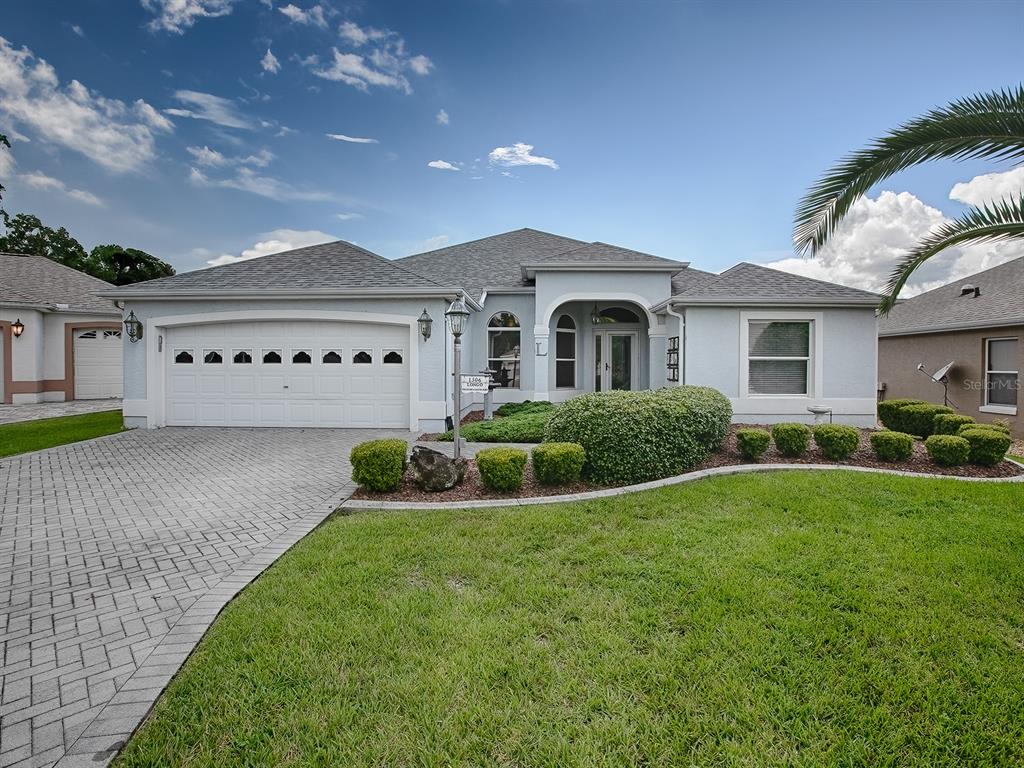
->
[[445, 293, 470, 459]]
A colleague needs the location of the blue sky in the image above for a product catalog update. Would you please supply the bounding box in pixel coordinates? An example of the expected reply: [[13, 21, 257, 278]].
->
[[2, 0, 1023, 292]]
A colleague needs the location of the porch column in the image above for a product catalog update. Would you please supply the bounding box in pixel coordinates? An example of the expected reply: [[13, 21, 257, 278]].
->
[[533, 325, 549, 400], [648, 328, 668, 390]]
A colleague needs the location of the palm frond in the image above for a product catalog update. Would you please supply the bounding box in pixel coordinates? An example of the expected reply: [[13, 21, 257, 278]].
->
[[795, 86, 1024, 256], [879, 195, 1024, 314]]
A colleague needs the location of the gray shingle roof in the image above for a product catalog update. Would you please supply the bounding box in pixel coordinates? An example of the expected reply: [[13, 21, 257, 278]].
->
[[671, 262, 880, 305], [0, 253, 118, 314], [671, 266, 717, 295], [524, 241, 685, 268], [879, 256, 1024, 336], [113, 240, 447, 294]]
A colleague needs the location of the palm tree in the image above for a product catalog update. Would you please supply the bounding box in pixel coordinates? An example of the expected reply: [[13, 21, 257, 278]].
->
[[794, 86, 1024, 313]]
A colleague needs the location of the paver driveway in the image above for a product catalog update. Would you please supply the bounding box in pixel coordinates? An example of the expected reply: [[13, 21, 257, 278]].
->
[[0, 427, 405, 768]]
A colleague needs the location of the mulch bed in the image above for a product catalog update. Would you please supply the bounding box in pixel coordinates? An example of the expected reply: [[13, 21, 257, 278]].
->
[[353, 425, 1023, 503]]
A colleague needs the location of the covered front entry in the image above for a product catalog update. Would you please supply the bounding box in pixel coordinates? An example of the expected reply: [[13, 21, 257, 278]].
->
[[164, 319, 410, 428], [594, 330, 639, 391]]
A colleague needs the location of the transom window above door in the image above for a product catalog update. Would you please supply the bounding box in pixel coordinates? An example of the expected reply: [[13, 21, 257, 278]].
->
[[488, 312, 521, 388], [593, 306, 641, 324]]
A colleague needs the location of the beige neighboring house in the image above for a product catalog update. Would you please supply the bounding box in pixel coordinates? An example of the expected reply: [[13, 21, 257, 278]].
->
[[0, 252, 123, 405], [878, 257, 1022, 437]]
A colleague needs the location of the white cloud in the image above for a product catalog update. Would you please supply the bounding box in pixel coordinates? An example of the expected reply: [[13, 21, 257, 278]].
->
[[427, 160, 459, 171], [206, 228, 337, 266], [165, 90, 251, 129], [141, 0, 236, 34], [71, 24, 85, 37], [0, 37, 171, 173], [261, 49, 280, 74], [338, 21, 386, 46], [949, 166, 1024, 207], [0, 144, 15, 177], [309, 23, 432, 94], [408, 55, 432, 76], [436, 108, 449, 126], [278, 4, 327, 28], [762, 189, 1024, 297], [17, 170, 103, 206], [335, 212, 363, 220], [419, 234, 449, 251], [189, 166, 338, 202], [326, 133, 378, 144], [187, 145, 273, 168], [488, 142, 559, 170]]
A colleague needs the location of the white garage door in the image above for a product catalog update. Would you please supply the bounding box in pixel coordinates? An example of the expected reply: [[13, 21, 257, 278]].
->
[[74, 328, 124, 399], [165, 320, 410, 428]]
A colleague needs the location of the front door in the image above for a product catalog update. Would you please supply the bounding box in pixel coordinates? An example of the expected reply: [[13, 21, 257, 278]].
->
[[594, 331, 637, 391]]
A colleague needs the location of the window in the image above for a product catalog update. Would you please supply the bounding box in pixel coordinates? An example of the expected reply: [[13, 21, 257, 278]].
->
[[667, 336, 680, 383], [78, 330, 97, 339], [555, 314, 576, 388], [747, 321, 811, 395], [322, 350, 342, 364], [352, 350, 372, 364], [103, 329, 122, 339], [985, 337, 1018, 410], [203, 349, 223, 364], [383, 350, 403, 364], [488, 312, 521, 388], [292, 350, 312, 364], [262, 349, 282, 364], [232, 350, 253, 364], [595, 306, 640, 324], [174, 349, 194, 364]]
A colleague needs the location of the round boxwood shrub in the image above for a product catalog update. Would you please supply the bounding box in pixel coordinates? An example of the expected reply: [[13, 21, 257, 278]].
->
[[771, 422, 811, 457], [476, 447, 527, 492], [543, 386, 732, 485], [897, 403, 954, 437], [932, 413, 975, 435], [531, 442, 585, 486], [959, 421, 1011, 437], [869, 430, 914, 461], [350, 439, 407, 492], [924, 434, 971, 466], [812, 424, 860, 460], [958, 427, 1011, 466], [878, 398, 926, 431], [736, 428, 771, 461]]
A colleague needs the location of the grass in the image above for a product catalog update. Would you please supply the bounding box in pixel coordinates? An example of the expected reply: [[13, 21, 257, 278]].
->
[[115, 471, 1024, 767], [439, 402, 555, 443], [0, 409, 124, 458]]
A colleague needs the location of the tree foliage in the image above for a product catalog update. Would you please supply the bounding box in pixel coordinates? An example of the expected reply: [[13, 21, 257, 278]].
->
[[85, 244, 175, 285]]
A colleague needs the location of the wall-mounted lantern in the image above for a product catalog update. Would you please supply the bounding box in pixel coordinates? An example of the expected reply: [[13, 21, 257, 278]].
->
[[590, 304, 601, 325], [418, 308, 433, 341], [123, 310, 144, 343], [11, 318, 25, 338]]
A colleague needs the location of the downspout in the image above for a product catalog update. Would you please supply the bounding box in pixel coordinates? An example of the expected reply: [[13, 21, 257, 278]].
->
[[665, 302, 685, 385]]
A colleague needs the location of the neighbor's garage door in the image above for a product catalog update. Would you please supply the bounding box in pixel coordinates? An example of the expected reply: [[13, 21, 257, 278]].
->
[[165, 320, 409, 428], [74, 328, 124, 399]]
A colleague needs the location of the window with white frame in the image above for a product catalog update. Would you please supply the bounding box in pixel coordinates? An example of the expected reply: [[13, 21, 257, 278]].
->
[[747, 320, 811, 395], [488, 312, 521, 388], [555, 314, 576, 388], [985, 337, 1018, 409]]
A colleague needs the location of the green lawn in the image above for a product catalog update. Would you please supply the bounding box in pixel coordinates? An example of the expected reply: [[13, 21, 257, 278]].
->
[[116, 472, 1024, 767], [0, 409, 124, 458]]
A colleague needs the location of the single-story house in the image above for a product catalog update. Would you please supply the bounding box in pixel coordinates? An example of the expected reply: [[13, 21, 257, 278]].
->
[[107, 228, 880, 431], [0, 252, 123, 404], [879, 256, 1022, 437]]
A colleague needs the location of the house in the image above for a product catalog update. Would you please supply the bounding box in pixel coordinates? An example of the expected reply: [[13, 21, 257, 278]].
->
[[107, 228, 881, 431], [0, 253, 123, 405], [878, 257, 1022, 437]]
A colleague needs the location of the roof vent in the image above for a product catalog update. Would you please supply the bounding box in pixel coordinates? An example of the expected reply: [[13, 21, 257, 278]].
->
[[960, 284, 980, 297]]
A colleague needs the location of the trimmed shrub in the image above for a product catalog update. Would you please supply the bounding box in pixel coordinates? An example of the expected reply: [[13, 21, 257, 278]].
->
[[924, 434, 970, 466], [476, 447, 527, 492], [813, 424, 860, 460], [869, 430, 914, 462], [878, 398, 926, 431], [933, 413, 975, 435], [736, 428, 771, 461], [897, 403, 954, 437], [771, 423, 811, 457], [543, 386, 732, 485], [959, 427, 1011, 466], [531, 442, 586, 485], [960, 421, 1011, 437], [350, 439, 407, 492], [495, 401, 554, 417], [439, 411, 550, 443]]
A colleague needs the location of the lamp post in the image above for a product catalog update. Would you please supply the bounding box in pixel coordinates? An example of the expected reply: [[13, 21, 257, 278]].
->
[[445, 294, 470, 459]]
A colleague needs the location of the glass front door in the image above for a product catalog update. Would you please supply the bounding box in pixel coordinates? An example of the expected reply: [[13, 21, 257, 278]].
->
[[594, 332, 637, 391]]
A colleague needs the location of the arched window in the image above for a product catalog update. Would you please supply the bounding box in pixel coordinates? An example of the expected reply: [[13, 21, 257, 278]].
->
[[595, 306, 641, 324], [173, 349, 193, 364], [321, 350, 342, 364], [488, 312, 520, 388], [292, 350, 312, 364], [352, 350, 372, 365], [203, 349, 223, 364], [555, 315, 576, 388], [232, 350, 253, 364], [262, 350, 282, 364]]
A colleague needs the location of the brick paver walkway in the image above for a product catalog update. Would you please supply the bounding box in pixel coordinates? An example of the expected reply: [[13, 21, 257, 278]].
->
[[0, 427, 403, 768], [0, 400, 123, 425]]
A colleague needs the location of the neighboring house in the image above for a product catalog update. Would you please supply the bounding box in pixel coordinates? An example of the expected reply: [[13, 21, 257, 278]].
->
[[107, 228, 880, 431], [0, 253, 123, 405], [879, 257, 1022, 437]]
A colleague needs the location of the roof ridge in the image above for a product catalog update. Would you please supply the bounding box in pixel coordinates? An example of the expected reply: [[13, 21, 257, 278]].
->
[[894, 254, 1024, 304], [0, 251, 115, 289], [398, 227, 585, 260], [737, 261, 878, 296]]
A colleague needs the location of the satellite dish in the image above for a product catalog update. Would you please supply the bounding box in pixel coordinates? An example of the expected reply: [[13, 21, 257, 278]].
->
[[931, 361, 954, 382], [914, 361, 957, 407]]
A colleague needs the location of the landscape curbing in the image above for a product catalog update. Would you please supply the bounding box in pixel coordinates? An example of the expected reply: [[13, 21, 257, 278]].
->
[[340, 458, 1024, 510]]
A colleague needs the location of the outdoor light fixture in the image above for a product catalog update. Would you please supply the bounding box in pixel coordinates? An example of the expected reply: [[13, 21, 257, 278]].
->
[[590, 304, 601, 325], [446, 294, 469, 337], [418, 308, 433, 341], [445, 294, 471, 459], [11, 318, 24, 338], [123, 310, 143, 343]]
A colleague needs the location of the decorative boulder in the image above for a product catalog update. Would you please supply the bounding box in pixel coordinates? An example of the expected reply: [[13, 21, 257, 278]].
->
[[409, 445, 467, 491]]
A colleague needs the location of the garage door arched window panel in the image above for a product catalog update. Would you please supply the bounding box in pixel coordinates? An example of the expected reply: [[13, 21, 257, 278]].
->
[[353, 349, 372, 365], [555, 315, 577, 388], [746, 320, 812, 396], [292, 349, 312, 364], [173, 349, 194, 364], [488, 312, 521, 388], [321, 349, 342, 365], [78, 330, 98, 340], [232, 349, 253, 364], [262, 349, 282, 364], [383, 350, 404, 365], [103, 329, 122, 339], [203, 349, 223, 364]]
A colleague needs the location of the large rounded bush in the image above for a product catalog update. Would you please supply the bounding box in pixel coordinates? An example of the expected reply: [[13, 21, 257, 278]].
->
[[812, 424, 860, 460], [897, 403, 953, 437], [933, 413, 975, 435], [543, 386, 732, 485], [869, 431, 913, 462], [924, 435, 970, 466], [959, 427, 1011, 466], [878, 398, 926, 431]]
